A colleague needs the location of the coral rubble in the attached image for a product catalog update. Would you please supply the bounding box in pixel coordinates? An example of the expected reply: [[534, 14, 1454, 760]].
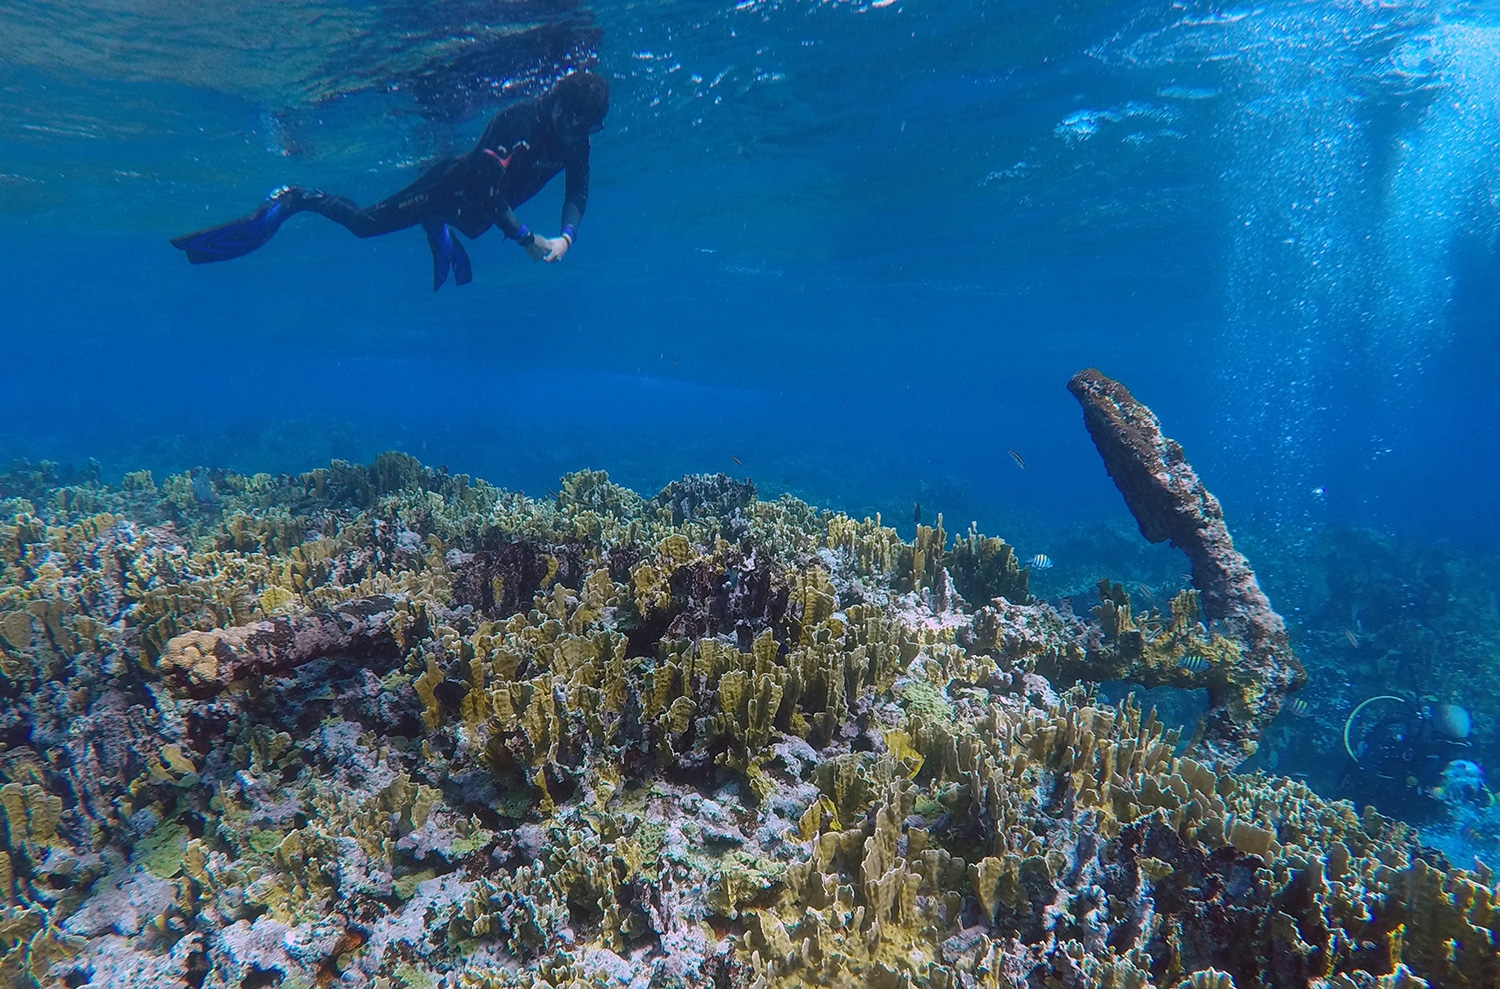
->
[[0, 446, 1493, 989]]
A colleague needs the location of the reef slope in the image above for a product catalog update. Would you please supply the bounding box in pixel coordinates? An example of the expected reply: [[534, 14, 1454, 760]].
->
[[0, 453, 1494, 989]]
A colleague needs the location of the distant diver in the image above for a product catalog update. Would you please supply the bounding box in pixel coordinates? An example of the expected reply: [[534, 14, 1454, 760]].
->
[[1342, 695, 1490, 818], [170, 71, 610, 290]]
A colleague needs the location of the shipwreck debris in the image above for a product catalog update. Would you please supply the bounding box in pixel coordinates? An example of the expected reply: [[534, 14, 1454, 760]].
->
[[156, 595, 408, 698], [1068, 367, 1307, 768]]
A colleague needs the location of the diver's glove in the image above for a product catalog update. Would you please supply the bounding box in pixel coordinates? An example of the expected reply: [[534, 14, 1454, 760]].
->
[[516, 225, 568, 262], [540, 230, 571, 264]]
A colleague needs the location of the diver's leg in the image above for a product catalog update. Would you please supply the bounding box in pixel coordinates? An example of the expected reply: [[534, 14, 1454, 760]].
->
[[170, 185, 302, 264], [168, 181, 417, 262], [297, 192, 419, 238], [299, 158, 460, 239], [170, 158, 463, 266]]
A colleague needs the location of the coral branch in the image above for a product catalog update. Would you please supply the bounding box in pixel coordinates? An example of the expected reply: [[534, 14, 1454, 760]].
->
[[1068, 367, 1306, 768], [155, 595, 408, 698]]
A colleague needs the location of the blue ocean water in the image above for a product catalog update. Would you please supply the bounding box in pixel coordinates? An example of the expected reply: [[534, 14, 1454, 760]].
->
[[4, 0, 1500, 933], [4, 0, 1496, 552]]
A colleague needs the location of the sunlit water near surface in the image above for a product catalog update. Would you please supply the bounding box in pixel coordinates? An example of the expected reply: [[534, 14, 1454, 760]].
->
[[4, 0, 1500, 840]]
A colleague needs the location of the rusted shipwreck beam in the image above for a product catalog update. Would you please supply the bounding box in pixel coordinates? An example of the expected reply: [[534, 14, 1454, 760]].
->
[[156, 595, 408, 698], [1067, 367, 1306, 769]]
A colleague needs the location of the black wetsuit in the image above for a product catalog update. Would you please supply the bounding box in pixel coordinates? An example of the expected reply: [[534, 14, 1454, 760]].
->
[[303, 99, 589, 245]]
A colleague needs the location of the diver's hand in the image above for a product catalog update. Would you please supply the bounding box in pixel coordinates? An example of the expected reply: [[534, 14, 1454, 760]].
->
[[522, 236, 550, 262], [541, 235, 570, 264], [528, 235, 568, 263]]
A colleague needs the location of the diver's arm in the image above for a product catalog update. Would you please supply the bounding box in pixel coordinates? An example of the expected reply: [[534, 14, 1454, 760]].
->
[[540, 150, 591, 264], [561, 152, 589, 231], [483, 199, 546, 260], [491, 202, 529, 242]]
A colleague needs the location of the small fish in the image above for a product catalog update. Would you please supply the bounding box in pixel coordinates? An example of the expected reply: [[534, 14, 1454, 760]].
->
[[1136, 582, 1157, 605], [1344, 628, 1359, 649], [1178, 654, 1209, 672], [546, 488, 559, 500], [1286, 697, 1311, 717], [1007, 448, 1026, 470], [913, 501, 921, 525], [1025, 553, 1053, 570], [730, 456, 742, 466]]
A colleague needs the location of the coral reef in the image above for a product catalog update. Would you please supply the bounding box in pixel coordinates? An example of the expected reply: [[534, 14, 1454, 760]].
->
[[1068, 368, 1308, 769], [0, 445, 1494, 989]]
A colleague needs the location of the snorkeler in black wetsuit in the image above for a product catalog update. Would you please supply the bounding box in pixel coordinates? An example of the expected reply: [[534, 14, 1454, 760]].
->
[[171, 71, 609, 290]]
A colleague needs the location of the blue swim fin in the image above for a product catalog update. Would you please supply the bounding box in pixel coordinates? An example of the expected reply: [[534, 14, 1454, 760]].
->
[[171, 187, 298, 264], [425, 222, 472, 291], [451, 235, 472, 287]]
